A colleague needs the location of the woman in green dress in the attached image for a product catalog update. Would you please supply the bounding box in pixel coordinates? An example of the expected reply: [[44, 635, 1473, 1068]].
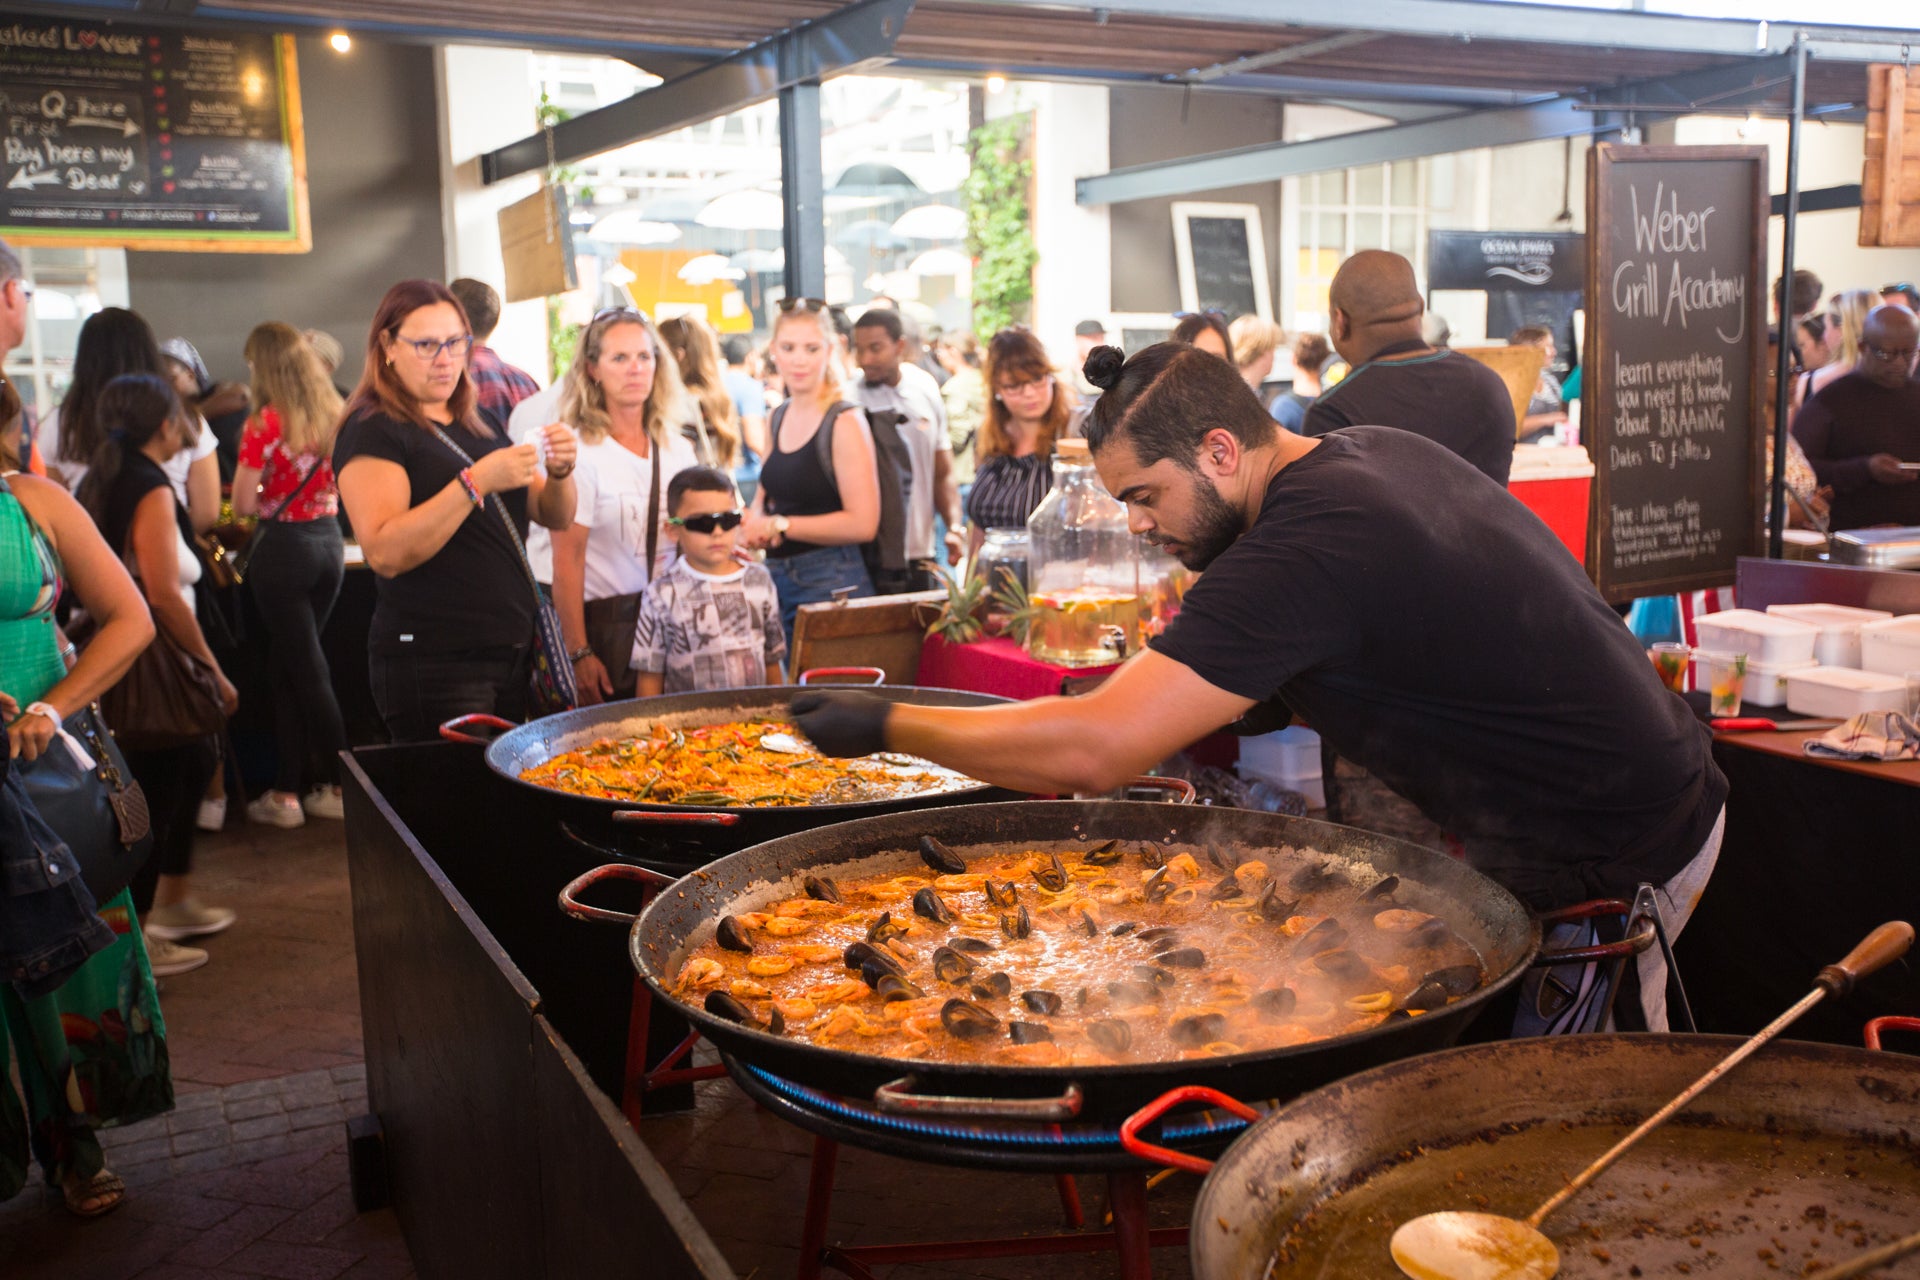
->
[[2, 380, 167, 1217]]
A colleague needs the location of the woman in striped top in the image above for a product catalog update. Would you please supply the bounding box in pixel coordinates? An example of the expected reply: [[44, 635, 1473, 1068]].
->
[[963, 327, 1084, 556]]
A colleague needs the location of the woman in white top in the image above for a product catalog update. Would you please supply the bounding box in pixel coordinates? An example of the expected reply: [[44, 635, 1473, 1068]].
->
[[42, 310, 219, 534], [549, 308, 700, 703]]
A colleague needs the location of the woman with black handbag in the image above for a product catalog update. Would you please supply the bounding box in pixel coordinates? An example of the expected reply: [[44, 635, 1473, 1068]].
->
[[1, 378, 172, 1218], [78, 374, 239, 971], [333, 280, 577, 743], [232, 322, 348, 828]]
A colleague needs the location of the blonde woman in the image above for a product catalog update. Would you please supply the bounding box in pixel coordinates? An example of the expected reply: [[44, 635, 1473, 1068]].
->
[[741, 299, 880, 644], [658, 314, 741, 470], [550, 308, 700, 702], [234, 322, 350, 826], [1791, 289, 1876, 417], [1229, 315, 1285, 394]]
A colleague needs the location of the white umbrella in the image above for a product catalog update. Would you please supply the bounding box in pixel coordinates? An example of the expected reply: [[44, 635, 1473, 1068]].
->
[[678, 253, 744, 284], [696, 189, 784, 232], [729, 248, 785, 273], [891, 204, 967, 241], [586, 211, 682, 245], [907, 247, 970, 277]]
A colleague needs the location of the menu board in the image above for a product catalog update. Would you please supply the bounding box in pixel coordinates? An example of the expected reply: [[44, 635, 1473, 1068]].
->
[[0, 19, 309, 252], [1172, 202, 1272, 321], [1585, 145, 1768, 604]]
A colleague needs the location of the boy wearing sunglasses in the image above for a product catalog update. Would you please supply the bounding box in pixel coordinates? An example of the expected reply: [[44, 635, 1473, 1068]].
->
[[632, 467, 786, 695]]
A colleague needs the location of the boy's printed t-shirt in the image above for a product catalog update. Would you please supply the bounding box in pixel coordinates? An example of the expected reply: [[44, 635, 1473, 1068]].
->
[[633, 558, 787, 693]]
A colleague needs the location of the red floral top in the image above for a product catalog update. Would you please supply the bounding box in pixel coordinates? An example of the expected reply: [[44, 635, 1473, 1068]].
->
[[238, 408, 337, 522]]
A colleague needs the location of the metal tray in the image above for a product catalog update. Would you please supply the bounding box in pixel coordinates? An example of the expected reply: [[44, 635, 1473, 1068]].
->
[[1832, 526, 1920, 569]]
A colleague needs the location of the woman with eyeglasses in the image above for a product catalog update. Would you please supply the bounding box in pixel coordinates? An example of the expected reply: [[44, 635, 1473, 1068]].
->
[[741, 298, 881, 645], [547, 309, 700, 703], [333, 280, 577, 743], [962, 326, 1086, 558]]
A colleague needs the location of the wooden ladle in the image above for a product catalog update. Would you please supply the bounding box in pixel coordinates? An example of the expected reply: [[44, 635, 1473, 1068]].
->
[[1388, 920, 1916, 1280]]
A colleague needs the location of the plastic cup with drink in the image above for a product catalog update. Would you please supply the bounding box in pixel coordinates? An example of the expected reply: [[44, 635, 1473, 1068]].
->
[[1649, 642, 1690, 694], [1694, 651, 1749, 717]]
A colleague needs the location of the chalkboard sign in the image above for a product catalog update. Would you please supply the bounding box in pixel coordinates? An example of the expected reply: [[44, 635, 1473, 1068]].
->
[[1585, 144, 1768, 604], [0, 19, 310, 252], [1172, 202, 1271, 320]]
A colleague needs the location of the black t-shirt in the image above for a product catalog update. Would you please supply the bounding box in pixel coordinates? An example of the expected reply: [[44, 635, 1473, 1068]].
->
[[1788, 372, 1920, 530], [758, 401, 858, 559], [1303, 344, 1516, 486], [332, 407, 534, 655], [1151, 428, 1727, 910]]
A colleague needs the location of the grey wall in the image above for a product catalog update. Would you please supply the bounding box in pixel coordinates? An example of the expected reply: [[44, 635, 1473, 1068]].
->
[[1107, 87, 1284, 316], [128, 34, 446, 389]]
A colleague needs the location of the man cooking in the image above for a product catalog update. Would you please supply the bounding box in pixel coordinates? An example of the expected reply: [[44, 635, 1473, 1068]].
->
[[793, 341, 1727, 1032]]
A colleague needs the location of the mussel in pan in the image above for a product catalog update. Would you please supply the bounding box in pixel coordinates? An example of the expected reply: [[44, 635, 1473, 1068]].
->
[[920, 835, 967, 876]]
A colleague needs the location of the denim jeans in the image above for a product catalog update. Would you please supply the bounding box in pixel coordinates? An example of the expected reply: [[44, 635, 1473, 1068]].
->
[[766, 544, 874, 651], [369, 644, 531, 745], [247, 519, 348, 792], [0, 768, 115, 998]]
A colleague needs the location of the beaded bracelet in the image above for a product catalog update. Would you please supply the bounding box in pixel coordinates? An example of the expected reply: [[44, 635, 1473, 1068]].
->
[[456, 467, 482, 506]]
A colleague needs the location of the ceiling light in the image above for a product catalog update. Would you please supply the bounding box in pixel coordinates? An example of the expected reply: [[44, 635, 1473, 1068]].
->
[[986, 74, 1007, 95], [328, 31, 352, 53]]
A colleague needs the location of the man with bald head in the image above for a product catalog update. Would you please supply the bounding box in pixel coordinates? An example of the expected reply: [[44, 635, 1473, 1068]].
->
[[1791, 303, 1920, 531], [1305, 249, 1516, 485]]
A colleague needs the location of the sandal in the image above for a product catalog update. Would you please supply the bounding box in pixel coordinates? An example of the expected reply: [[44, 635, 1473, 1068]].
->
[[62, 1167, 126, 1218]]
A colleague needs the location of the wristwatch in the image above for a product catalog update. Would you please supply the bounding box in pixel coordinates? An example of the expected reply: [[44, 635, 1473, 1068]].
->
[[770, 514, 791, 538]]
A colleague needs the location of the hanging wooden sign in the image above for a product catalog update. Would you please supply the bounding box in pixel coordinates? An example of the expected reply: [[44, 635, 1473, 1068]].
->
[[498, 184, 575, 303], [1861, 64, 1920, 248]]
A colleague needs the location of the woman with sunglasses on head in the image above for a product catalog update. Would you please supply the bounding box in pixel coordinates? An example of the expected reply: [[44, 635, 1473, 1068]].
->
[[741, 298, 880, 645], [333, 280, 577, 743], [962, 326, 1087, 558], [546, 309, 700, 704]]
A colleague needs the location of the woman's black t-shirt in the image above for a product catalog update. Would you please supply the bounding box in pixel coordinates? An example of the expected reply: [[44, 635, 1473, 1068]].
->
[[758, 401, 857, 560], [332, 407, 533, 656], [1150, 427, 1727, 911]]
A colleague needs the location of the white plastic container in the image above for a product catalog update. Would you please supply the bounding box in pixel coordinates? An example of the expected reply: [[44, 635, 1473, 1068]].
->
[[1766, 603, 1893, 669], [1744, 658, 1818, 708], [1239, 726, 1324, 810], [1784, 667, 1908, 719], [1690, 609, 1820, 667], [1859, 615, 1920, 678]]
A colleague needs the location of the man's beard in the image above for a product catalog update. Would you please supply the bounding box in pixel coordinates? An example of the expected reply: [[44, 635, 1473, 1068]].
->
[[1151, 472, 1242, 571]]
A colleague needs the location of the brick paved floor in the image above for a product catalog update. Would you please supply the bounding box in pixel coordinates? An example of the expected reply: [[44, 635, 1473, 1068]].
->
[[1, 806, 1208, 1280], [0, 817, 414, 1280]]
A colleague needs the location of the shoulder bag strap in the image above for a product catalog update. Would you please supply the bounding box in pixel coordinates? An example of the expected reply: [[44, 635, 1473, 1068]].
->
[[645, 429, 661, 584], [811, 400, 851, 493], [259, 446, 326, 524], [424, 422, 546, 603]]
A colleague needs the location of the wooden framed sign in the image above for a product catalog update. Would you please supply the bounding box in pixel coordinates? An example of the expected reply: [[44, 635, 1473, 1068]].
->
[[1172, 202, 1271, 320], [1585, 144, 1768, 604], [0, 19, 310, 252]]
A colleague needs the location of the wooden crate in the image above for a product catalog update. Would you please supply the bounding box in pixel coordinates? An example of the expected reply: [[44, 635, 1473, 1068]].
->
[[1861, 64, 1920, 248], [791, 589, 946, 684]]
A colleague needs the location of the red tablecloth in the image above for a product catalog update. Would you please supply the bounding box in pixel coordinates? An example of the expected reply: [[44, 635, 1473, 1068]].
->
[[916, 635, 1119, 701]]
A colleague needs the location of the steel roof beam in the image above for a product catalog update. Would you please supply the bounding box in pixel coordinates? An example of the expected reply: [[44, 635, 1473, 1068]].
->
[[1175, 30, 1384, 84], [1077, 97, 1592, 205], [973, 0, 1919, 64], [479, 0, 914, 184]]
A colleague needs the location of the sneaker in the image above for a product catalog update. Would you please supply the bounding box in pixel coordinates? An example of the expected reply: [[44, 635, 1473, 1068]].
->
[[302, 787, 345, 820], [145, 936, 209, 977], [247, 792, 305, 829], [143, 901, 237, 941], [196, 796, 227, 833]]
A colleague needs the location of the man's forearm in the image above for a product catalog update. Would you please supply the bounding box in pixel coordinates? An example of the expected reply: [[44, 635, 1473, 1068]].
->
[[885, 698, 1159, 796]]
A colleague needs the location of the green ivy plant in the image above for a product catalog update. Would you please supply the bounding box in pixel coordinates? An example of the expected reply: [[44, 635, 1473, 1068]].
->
[[964, 114, 1037, 337]]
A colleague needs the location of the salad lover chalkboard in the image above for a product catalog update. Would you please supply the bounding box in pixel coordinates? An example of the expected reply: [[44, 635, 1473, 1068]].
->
[[0, 16, 309, 252], [1585, 144, 1768, 603]]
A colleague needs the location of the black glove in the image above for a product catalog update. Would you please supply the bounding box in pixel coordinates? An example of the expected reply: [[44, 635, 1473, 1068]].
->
[[790, 691, 893, 758]]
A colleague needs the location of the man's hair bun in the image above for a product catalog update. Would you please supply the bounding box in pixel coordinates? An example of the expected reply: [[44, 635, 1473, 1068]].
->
[[1082, 345, 1126, 391]]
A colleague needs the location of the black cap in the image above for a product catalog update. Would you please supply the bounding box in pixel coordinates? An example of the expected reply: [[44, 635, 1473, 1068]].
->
[[1074, 318, 1107, 338]]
